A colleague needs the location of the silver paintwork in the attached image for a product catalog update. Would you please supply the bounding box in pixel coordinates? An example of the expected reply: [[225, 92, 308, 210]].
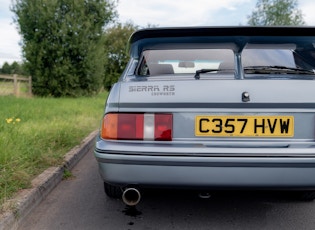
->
[[95, 27, 315, 190]]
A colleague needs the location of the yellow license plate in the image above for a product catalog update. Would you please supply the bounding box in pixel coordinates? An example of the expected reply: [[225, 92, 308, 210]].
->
[[195, 115, 294, 137]]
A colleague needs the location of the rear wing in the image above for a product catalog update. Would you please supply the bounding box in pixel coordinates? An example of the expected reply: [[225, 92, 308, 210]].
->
[[128, 26, 315, 59]]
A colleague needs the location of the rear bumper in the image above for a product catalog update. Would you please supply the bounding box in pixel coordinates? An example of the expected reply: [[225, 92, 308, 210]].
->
[[94, 141, 315, 189]]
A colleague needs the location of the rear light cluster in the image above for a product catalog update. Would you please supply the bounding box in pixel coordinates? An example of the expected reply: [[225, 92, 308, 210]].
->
[[101, 113, 173, 141]]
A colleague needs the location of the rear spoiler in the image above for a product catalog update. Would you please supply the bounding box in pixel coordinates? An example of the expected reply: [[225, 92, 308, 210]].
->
[[128, 26, 315, 58]]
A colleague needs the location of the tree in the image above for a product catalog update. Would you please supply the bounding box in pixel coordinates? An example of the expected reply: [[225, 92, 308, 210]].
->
[[103, 22, 138, 90], [12, 0, 117, 97], [1, 62, 11, 74], [10, 61, 23, 74], [0, 61, 27, 75], [247, 0, 305, 26]]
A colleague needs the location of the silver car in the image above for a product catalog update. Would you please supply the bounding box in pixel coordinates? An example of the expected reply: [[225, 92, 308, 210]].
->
[[95, 27, 315, 205]]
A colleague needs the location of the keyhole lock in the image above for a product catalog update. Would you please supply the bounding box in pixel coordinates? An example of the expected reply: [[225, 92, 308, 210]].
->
[[242, 91, 250, 102]]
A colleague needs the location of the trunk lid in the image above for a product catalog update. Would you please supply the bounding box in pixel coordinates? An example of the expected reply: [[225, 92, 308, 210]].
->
[[117, 79, 315, 143]]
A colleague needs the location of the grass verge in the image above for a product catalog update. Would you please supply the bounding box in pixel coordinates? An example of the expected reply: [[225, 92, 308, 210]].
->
[[0, 92, 107, 210]]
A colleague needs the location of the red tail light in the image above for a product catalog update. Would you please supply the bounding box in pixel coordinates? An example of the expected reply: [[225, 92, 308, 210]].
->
[[101, 113, 172, 141], [155, 114, 172, 141], [117, 114, 144, 140]]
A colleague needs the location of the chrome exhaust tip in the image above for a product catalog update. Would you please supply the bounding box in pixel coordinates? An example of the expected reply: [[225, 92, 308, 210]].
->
[[122, 188, 141, 206], [198, 192, 211, 199]]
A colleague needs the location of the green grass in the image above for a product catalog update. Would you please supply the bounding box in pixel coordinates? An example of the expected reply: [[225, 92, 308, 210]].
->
[[0, 82, 15, 95], [0, 92, 108, 209], [0, 81, 30, 96]]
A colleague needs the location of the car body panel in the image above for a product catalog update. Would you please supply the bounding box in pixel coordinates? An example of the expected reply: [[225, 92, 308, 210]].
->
[[96, 153, 315, 189], [95, 26, 315, 191]]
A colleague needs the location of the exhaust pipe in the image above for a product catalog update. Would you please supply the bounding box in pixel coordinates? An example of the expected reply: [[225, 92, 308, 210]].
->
[[122, 188, 141, 206], [198, 192, 211, 199]]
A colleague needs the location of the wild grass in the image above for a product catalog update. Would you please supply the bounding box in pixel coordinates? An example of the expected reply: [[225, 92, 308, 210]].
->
[[0, 81, 30, 96], [0, 92, 107, 209]]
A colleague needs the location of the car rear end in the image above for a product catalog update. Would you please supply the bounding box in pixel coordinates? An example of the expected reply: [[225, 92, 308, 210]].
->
[[95, 27, 315, 201]]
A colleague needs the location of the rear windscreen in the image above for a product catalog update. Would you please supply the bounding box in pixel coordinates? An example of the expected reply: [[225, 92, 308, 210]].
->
[[137, 49, 234, 76], [136, 46, 315, 77]]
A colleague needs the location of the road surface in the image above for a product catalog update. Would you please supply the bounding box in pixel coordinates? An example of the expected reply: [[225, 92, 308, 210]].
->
[[19, 149, 315, 230]]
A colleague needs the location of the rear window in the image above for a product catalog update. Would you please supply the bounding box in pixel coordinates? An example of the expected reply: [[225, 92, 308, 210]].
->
[[242, 49, 296, 67], [137, 49, 234, 76], [136, 46, 315, 77], [242, 43, 315, 70]]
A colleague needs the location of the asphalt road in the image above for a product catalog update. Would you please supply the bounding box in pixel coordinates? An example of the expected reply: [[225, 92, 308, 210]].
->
[[19, 149, 315, 230]]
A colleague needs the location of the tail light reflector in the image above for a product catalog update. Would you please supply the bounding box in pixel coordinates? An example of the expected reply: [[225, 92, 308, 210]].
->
[[101, 113, 172, 141], [155, 114, 172, 141]]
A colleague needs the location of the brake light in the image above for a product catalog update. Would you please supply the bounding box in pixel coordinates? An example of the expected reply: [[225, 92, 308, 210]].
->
[[155, 114, 172, 141], [101, 113, 172, 141]]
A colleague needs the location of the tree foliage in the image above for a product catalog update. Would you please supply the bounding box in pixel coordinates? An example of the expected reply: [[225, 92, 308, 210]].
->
[[0, 61, 27, 75], [103, 22, 138, 90], [12, 0, 117, 97], [0, 62, 11, 74], [247, 0, 305, 26]]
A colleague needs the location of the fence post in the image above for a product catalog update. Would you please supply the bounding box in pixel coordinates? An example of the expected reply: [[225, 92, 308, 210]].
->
[[28, 76, 32, 96], [13, 74, 18, 96]]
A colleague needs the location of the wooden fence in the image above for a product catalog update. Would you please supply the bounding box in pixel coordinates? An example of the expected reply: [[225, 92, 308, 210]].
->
[[0, 74, 32, 97]]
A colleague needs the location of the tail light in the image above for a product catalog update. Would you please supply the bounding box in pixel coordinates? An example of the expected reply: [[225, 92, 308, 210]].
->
[[101, 113, 172, 141]]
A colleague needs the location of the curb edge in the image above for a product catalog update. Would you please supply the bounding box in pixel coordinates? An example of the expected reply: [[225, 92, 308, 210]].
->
[[0, 130, 99, 230]]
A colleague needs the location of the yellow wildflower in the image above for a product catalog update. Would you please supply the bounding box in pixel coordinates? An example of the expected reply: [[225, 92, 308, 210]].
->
[[6, 118, 13, 124], [15, 118, 21, 122]]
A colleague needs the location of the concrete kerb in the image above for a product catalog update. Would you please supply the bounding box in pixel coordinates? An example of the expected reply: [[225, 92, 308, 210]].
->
[[0, 130, 99, 230]]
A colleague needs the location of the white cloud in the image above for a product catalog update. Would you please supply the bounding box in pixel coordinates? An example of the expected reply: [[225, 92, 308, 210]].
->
[[0, 0, 21, 66], [117, 0, 254, 27], [1, 0, 315, 67], [0, 18, 21, 66], [300, 0, 315, 25]]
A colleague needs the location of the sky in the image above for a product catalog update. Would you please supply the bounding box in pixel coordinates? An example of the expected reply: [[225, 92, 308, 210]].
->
[[1, 0, 315, 66]]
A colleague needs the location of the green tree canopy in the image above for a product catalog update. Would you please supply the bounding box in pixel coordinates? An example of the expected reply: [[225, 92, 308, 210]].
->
[[1, 62, 11, 74], [103, 22, 138, 90], [247, 0, 305, 26], [10, 61, 22, 74], [12, 0, 117, 97], [0, 61, 26, 75]]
